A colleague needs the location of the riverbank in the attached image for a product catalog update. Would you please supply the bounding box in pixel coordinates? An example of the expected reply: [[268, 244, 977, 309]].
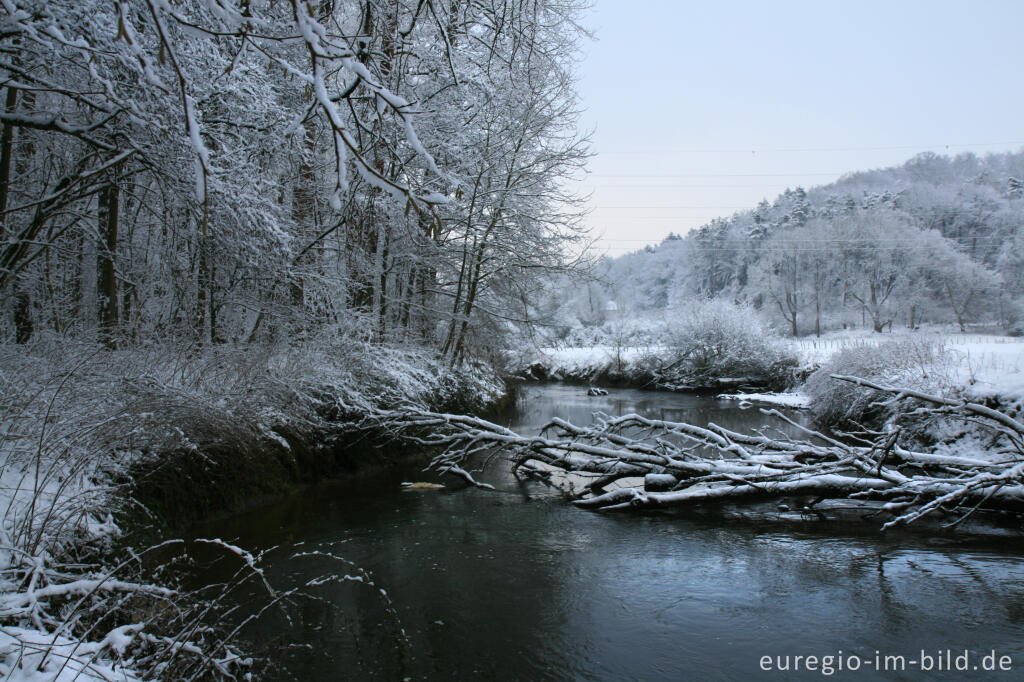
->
[[494, 332, 1024, 533], [514, 329, 1024, 391], [0, 335, 507, 680], [720, 331, 1024, 412], [4, 329, 1019, 679], [511, 344, 796, 391]]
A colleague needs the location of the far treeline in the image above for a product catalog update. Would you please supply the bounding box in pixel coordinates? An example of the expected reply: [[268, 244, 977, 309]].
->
[[556, 151, 1024, 338], [0, 0, 589, 361]]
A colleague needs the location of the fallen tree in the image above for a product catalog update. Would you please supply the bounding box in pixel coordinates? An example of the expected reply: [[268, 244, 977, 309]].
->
[[365, 376, 1024, 530]]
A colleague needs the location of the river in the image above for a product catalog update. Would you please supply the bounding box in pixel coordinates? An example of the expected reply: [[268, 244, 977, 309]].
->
[[193, 384, 1024, 680]]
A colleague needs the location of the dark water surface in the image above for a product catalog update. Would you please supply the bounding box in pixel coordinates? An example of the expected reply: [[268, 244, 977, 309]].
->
[[194, 385, 1024, 680]]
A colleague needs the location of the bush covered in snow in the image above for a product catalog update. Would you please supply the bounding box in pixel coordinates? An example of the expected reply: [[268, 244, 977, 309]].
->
[[650, 300, 796, 388], [803, 338, 958, 431], [553, 315, 670, 350], [0, 335, 504, 680]]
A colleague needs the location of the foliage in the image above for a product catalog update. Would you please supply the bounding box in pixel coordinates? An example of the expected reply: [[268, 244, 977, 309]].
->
[[0, 335, 503, 678]]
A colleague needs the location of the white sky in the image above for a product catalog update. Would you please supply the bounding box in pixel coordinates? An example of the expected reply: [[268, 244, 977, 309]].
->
[[575, 0, 1024, 256]]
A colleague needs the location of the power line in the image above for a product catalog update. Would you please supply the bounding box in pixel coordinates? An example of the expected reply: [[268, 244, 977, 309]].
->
[[590, 215, 724, 219], [589, 172, 845, 178], [593, 205, 775, 210], [595, 141, 1024, 155], [582, 183, 795, 188], [587, 207, 1018, 220], [598, 245, 1003, 251], [596, 236, 1010, 243]]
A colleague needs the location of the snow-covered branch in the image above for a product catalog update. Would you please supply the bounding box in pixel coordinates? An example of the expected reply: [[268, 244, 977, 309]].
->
[[367, 376, 1024, 528]]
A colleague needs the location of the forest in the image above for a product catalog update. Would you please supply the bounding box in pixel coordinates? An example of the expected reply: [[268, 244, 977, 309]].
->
[[539, 151, 1024, 344], [0, 1, 594, 678], [0, 0, 588, 359]]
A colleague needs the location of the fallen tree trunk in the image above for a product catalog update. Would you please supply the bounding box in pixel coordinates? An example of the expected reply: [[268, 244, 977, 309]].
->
[[361, 376, 1024, 530]]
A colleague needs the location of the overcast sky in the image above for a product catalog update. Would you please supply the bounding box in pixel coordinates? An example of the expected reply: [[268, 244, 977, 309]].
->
[[575, 0, 1024, 256]]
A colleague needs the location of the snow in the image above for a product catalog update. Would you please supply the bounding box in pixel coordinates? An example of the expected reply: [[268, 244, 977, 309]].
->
[[790, 330, 1024, 401], [788, 330, 1023, 367], [0, 580, 174, 617], [520, 332, 1024, 418], [184, 95, 210, 202], [718, 392, 812, 409], [0, 626, 141, 681], [949, 341, 1024, 402], [524, 345, 655, 376], [0, 338, 504, 682]]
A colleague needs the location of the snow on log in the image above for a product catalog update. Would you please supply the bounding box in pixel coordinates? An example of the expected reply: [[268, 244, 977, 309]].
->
[[360, 376, 1024, 528]]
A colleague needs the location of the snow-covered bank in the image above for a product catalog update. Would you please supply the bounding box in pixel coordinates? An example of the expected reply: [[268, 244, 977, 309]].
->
[[796, 333, 1024, 468], [513, 344, 796, 391], [514, 301, 799, 390], [0, 337, 505, 681], [717, 392, 812, 409], [787, 329, 1024, 375], [516, 332, 1024, 448], [515, 345, 657, 384], [794, 332, 1024, 406], [709, 332, 1024, 421]]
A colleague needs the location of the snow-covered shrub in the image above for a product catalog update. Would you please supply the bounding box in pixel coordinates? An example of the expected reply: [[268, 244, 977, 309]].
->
[[0, 341, 258, 680], [551, 314, 668, 349], [803, 338, 957, 430], [653, 300, 795, 387], [1004, 298, 1024, 337], [0, 334, 507, 680]]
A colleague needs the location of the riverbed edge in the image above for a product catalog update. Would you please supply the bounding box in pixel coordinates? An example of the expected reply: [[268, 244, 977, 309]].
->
[[122, 373, 516, 535]]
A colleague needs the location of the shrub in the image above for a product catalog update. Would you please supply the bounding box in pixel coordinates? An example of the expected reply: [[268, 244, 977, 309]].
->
[[653, 300, 796, 387], [803, 339, 956, 431]]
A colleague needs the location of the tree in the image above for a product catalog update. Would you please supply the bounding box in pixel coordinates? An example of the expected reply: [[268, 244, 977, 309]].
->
[[753, 230, 804, 337], [0, 0, 590, 355], [928, 240, 1002, 332], [837, 211, 910, 333]]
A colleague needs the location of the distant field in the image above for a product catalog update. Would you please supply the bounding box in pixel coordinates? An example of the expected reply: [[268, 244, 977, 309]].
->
[[529, 330, 1024, 401], [788, 331, 1024, 400]]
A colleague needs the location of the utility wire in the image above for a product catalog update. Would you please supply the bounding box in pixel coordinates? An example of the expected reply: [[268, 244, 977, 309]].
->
[[588, 172, 845, 178], [595, 141, 1024, 155]]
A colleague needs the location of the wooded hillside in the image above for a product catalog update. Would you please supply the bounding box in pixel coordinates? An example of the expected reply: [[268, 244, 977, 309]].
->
[[548, 151, 1024, 339]]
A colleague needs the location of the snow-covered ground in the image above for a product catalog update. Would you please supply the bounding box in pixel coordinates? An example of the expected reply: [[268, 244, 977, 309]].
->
[[0, 626, 142, 681], [0, 338, 506, 681], [718, 392, 812, 409], [524, 345, 656, 376], [787, 331, 1024, 401], [524, 330, 1024, 406]]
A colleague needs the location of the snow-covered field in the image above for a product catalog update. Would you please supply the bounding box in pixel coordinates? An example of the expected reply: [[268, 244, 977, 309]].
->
[[787, 331, 1024, 401], [524, 345, 656, 376], [525, 330, 1024, 405]]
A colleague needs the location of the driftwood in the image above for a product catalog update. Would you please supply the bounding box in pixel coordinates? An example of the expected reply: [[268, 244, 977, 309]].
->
[[365, 376, 1024, 530]]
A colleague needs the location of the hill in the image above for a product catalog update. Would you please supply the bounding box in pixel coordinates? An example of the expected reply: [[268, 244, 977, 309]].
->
[[540, 150, 1024, 342]]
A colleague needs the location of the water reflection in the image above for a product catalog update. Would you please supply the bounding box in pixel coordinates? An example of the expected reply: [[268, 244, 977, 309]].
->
[[193, 385, 1024, 680]]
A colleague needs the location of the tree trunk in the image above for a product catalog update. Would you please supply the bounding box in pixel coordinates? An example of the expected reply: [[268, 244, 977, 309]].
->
[[97, 181, 120, 347], [290, 121, 316, 317], [0, 84, 18, 231], [13, 290, 32, 343], [196, 213, 212, 344], [813, 260, 821, 337]]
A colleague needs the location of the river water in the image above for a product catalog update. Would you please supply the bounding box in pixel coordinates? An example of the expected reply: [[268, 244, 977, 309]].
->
[[194, 384, 1024, 680]]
